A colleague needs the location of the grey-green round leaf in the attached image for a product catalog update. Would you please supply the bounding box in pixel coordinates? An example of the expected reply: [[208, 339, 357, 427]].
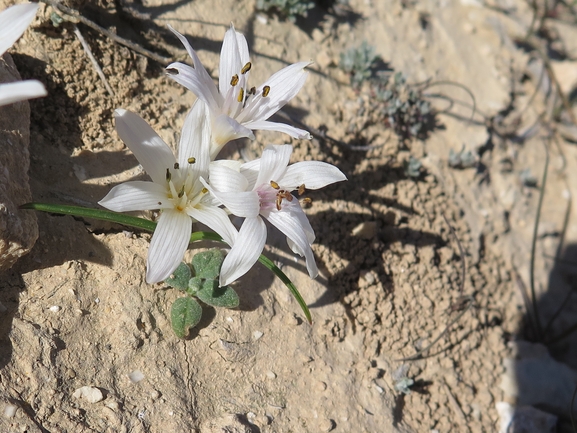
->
[[191, 249, 223, 280], [164, 263, 192, 291], [170, 297, 202, 338], [196, 282, 240, 309]]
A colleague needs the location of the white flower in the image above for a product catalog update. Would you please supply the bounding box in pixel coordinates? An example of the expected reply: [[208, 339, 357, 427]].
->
[[166, 25, 312, 158], [99, 105, 239, 284], [0, 3, 46, 107], [205, 144, 347, 286]]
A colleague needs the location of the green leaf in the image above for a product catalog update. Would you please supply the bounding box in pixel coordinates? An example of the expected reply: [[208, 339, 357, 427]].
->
[[170, 297, 202, 338], [196, 282, 240, 308], [191, 249, 223, 279], [164, 263, 191, 291]]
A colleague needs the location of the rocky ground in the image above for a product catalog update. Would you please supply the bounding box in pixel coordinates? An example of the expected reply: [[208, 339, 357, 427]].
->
[[2, 0, 577, 432]]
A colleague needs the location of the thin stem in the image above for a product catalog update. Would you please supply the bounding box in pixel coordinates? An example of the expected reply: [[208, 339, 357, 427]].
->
[[20, 202, 311, 322]]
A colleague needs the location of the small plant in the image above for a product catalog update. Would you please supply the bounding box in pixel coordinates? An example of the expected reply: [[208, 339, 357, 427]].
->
[[374, 72, 433, 140], [339, 41, 379, 86], [403, 155, 423, 179], [165, 250, 240, 338], [448, 145, 477, 169], [256, 0, 315, 22]]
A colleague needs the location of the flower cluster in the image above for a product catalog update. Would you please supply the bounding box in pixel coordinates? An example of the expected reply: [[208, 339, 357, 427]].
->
[[99, 25, 346, 286], [0, 2, 46, 107]]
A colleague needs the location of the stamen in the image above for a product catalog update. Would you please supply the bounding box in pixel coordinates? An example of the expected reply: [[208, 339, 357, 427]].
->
[[157, 201, 162, 205], [249, 86, 256, 95], [298, 184, 306, 195], [241, 62, 252, 74], [302, 197, 312, 207], [178, 185, 185, 198], [166, 168, 171, 182], [276, 195, 282, 211], [188, 157, 196, 164], [262, 86, 270, 97], [270, 180, 280, 189], [166, 68, 179, 75], [201, 187, 208, 194], [174, 162, 180, 169], [284, 192, 293, 202], [237, 88, 244, 103], [230, 74, 239, 86]]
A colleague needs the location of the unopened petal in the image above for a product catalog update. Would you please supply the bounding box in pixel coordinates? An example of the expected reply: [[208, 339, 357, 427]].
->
[[0, 3, 38, 56], [0, 80, 46, 107], [99, 181, 168, 212], [146, 210, 192, 284], [243, 120, 311, 140], [219, 216, 266, 286], [282, 161, 347, 190], [114, 109, 175, 185]]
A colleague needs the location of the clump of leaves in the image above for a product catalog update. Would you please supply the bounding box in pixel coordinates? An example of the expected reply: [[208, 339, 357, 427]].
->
[[165, 250, 239, 338], [448, 146, 477, 169], [374, 72, 433, 140], [403, 155, 423, 179], [339, 41, 379, 86], [256, 0, 315, 22]]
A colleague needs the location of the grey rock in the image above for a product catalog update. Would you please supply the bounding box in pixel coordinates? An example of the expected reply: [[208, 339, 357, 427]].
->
[[0, 52, 37, 270]]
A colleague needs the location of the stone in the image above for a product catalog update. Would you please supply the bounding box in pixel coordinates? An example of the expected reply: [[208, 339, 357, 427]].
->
[[0, 52, 37, 270], [72, 386, 104, 403]]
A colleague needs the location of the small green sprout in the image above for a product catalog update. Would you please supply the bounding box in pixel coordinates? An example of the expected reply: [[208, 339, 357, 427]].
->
[[339, 41, 379, 86], [256, 0, 315, 22]]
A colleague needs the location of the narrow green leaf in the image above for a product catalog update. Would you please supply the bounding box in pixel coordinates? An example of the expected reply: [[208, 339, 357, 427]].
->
[[164, 263, 191, 291], [191, 249, 223, 279], [170, 297, 202, 339], [22, 202, 312, 322], [196, 282, 240, 308]]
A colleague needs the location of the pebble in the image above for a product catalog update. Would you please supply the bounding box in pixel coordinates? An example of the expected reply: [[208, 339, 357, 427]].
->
[[253, 331, 263, 340], [351, 221, 377, 239], [73, 386, 104, 403], [266, 371, 277, 380], [3, 403, 17, 418], [128, 370, 145, 383], [48, 305, 60, 312]]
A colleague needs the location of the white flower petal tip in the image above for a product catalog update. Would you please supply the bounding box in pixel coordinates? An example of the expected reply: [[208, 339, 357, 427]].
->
[[167, 23, 313, 150], [0, 2, 39, 56], [0, 80, 46, 107]]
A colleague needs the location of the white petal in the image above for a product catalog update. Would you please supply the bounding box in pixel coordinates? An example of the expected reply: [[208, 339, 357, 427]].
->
[[166, 62, 221, 113], [211, 113, 255, 150], [0, 3, 38, 56], [146, 210, 192, 284], [114, 109, 176, 185], [219, 24, 244, 96], [167, 25, 222, 108], [237, 61, 311, 124], [178, 100, 211, 179], [209, 164, 247, 192], [220, 217, 266, 286], [98, 181, 168, 212], [203, 180, 260, 218], [210, 159, 243, 172], [0, 80, 46, 107], [187, 204, 238, 246], [240, 159, 261, 190], [264, 204, 318, 278], [255, 144, 292, 187], [281, 161, 347, 190], [242, 119, 311, 140]]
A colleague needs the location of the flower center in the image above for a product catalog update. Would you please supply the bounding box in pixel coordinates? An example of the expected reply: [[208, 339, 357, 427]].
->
[[163, 159, 205, 212], [223, 61, 271, 119]]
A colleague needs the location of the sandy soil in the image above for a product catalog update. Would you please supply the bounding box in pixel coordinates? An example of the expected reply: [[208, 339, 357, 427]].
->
[[2, 0, 577, 431]]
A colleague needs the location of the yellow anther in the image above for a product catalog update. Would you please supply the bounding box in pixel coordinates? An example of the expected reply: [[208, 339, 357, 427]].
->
[[298, 184, 306, 195], [201, 187, 208, 194], [166, 168, 171, 182], [178, 186, 185, 198], [241, 62, 252, 74], [237, 88, 244, 103], [270, 180, 280, 189], [174, 162, 180, 169], [187, 157, 196, 164], [302, 197, 312, 206], [230, 74, 239, 86], [262, 85, 270, 97], [249, 86, 256, 95]]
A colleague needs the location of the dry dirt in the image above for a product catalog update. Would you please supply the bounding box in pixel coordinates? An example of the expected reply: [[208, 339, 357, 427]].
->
[[2, 0, 577, 432]]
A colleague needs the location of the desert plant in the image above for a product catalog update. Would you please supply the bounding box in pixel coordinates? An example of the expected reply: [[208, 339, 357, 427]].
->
[[256, 0, 315, 22], [339, 41, 379, 86]]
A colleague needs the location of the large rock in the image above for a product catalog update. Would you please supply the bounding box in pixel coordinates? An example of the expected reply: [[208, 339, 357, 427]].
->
[[0, 52, 37, 270]]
